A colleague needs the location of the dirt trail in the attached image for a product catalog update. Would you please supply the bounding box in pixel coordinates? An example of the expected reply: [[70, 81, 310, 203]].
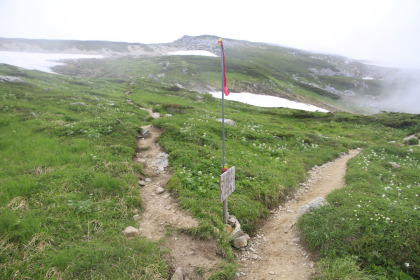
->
[[237, 150, 360, 280], [132, 106, 223, 279], [134, 124, 199, 240]]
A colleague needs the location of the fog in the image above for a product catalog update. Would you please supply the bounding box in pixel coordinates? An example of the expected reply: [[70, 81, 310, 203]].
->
[[379, 70, 420, 114]]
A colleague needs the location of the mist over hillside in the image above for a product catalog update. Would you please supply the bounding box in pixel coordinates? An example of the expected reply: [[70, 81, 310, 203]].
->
[[1, 36, 418, 114]]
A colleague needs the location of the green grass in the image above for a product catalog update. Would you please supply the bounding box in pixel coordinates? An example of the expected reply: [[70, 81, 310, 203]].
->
[[311, 256, 376, 280], [298, 146, 420, 279], [0, 65, 169, 279]]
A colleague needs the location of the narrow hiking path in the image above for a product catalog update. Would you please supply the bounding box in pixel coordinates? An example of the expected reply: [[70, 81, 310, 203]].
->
[[131, 102, 223, 279], [237, 150, 360, 280], [134, 124, 199, 240]]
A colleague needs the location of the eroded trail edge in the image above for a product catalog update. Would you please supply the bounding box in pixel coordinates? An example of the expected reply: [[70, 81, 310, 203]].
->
[[133, 117, 222, 279], [238, 150, 360, 280]]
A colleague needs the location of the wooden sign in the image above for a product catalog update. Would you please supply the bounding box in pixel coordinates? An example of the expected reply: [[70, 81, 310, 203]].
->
[[220, 166, 235, 202]]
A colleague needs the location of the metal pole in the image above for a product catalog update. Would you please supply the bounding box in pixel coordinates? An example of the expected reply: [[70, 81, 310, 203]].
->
[[220, 41, 228, 224], [221, 43, 226, 169]]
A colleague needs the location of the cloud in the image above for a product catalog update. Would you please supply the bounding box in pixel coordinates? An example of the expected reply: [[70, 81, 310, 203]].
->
[[1, 0, 419, 68]]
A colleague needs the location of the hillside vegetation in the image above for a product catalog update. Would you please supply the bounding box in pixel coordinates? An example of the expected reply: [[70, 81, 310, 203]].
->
[[0, 36, 419, 279], [1, 35, 412, 114]]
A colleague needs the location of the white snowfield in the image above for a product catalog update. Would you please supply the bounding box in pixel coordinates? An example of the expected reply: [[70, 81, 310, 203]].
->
[[0, 51, 103, 73], [209, 91, 329, 112], [167, 50, 217, 57]]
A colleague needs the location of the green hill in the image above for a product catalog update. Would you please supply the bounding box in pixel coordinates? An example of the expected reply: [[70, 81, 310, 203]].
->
[[1, 35, 412, 114]]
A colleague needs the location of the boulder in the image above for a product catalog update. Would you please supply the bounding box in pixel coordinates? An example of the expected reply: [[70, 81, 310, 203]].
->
[[298, 197, 329, 217]]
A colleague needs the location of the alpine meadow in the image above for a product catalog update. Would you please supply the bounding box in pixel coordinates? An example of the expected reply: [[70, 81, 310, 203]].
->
[[0, 36, 419, 279]]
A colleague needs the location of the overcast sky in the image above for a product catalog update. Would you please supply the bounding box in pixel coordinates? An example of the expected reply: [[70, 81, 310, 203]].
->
[[0, 0, 419, 68]]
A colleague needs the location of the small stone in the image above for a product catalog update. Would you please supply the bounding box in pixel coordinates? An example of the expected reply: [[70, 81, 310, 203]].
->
[[141, 128, 151, 138], [165, 114, 173, 117], [228, 215, 238, 227], [138, 180, 146, 186], [234, 235, 248, 248], [70, 102, 87, 106], [340, 152, 347, 156], [269, 271, 275, 275], [252, 254, 259, 260], [298, 197, 329, 217], [133, 214, 141, 221], [156, 187, 165, 194], [217, 118, 236, 127], [389, 162, 401, 169], [165, 206, 172, 210], [231, 227, 245, 240], [145, 178, 152, 183], [171, 267, 183, 280], [122, 226, 139, 238], [226, 224, 233, 233], [0, 76, 24, 83]]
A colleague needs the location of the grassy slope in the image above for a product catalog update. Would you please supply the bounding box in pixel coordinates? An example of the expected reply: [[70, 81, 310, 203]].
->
[[1, 56, 419, 279], [50, 37, 387, 113], [0, 65, 169, 279], [2, 35, 399, 114]]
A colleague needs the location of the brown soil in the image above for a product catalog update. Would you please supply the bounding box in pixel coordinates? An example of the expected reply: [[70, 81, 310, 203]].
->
[[133, 121, 223, 279], [237, 150, 360, 280]]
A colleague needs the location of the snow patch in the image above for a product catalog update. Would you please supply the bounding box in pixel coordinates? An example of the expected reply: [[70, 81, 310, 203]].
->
[[0, 51, 103, 73], [209, 92, 328, 112], [167, 50, 217, 57]]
